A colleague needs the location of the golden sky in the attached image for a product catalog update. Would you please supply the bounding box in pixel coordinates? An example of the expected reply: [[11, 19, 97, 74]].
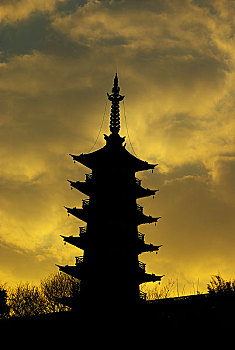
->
[[1, 0, 235, 294]]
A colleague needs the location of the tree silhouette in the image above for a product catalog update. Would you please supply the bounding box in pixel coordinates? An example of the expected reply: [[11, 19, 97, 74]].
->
[[40, 272, 80, 312], [0, 284, 9, 318], [8, 283, 48, 317], [140, 279, 176, 300], [207, 274, 235, 294], [7, 272, 80, 317]]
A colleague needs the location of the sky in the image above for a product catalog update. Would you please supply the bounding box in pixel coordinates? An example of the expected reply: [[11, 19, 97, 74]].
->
[[1, 0, 235, 295]]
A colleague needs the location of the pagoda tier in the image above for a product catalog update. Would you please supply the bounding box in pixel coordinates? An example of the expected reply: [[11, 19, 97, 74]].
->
[[64, 206, 89, 223], [138, 273, 164, 284], [138, 242, 162, 254], [57, 264, 164, 285], [61, 230, 162, 254], [67, 179, 92, 197], [69, 135, 157, 173], [137, 232, 162, 254], [56, 256, 85, 279], [137, 212, 161, 226], [64, 204, 161, 226], [60, 234, 86, 250], [61, 226, 85, 250], [56, 264, 84, 280], [57, 258, 164, 285], [68, 177, 158, 199], [136, 186, 158, 199], [137, 262, 164, 284]]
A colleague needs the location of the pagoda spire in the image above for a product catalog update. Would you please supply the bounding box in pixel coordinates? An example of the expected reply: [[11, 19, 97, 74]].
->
[[107, 73, 124, 134]]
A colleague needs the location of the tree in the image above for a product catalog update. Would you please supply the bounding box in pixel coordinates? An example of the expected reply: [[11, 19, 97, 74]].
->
[[7, 272, 80, 317], [0, 284, 9, 318], [40, 272, 80, 312], [207, 274, 235, 294], [140, 279, 176, 300], [8, 283, 49, 317]]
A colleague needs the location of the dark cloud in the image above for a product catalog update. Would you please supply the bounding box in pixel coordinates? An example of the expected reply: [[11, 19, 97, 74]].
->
[[0, 13, 51, 61], [212, 156, 235, 205], [55, 0, 88, 15], [0, 11, 89, 62]]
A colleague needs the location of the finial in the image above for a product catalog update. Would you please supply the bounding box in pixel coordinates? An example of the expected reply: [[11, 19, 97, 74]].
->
[[112, 73, 120, 94], [107, 73, 124, 134]]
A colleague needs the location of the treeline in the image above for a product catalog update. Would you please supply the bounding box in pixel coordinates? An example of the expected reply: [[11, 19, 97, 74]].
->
[[0, 273, 234, 319], [0, 272, 80, 319]]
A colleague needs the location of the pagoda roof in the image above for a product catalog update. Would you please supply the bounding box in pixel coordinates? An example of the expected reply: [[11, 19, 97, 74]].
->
[[60, 235, 85, 250], [65, 206, 88, 223], [56, 264, 84, 280], [138, 242, 162, 254], [138, 273, 165, 284], [136, 187, 158, 199], [67, 180, 91, 197], [68, 178, 157, 199], [70, 134, 157, 172], [137, 212, 162, 226]]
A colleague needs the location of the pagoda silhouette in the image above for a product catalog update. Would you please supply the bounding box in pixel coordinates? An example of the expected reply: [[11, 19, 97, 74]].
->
[[57, 74, 164, 309]]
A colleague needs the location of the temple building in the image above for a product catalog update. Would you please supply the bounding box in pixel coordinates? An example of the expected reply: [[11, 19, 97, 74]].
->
[[57, 74, 164, 308]]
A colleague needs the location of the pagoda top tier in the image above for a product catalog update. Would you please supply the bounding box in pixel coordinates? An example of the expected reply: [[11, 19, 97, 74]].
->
[[70, 74, 157, 172], [69, 143, 157, 172]]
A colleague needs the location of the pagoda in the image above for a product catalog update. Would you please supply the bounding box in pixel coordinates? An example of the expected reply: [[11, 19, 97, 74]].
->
[[57, 74, 164, 308]]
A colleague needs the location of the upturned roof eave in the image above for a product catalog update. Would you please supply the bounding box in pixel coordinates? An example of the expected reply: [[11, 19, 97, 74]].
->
[[136, 187, 158, 199], [69, 144, 157, 172], [67, 180, 91, 196]]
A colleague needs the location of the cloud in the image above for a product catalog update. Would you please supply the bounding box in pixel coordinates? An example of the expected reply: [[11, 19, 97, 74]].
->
[[211, 156, 235, 206], [0, 0, 65, 24], [0, 239, 77, 285], [139, 169, 235, 293], [48, 0, 235, 167], [0, 0, 88, 25], [0, 9, 89, 62], [0, 0, 235, 290], [0, 13, 52, 61]]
